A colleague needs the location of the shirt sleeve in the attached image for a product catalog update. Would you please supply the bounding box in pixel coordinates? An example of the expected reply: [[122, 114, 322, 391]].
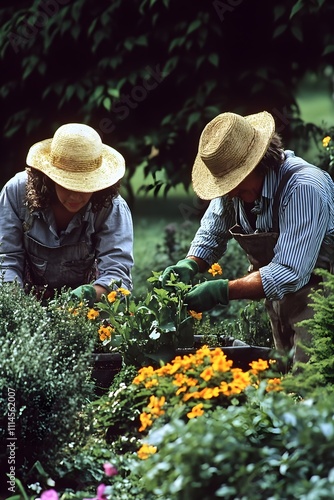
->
[[260, 183, 330, 300], [187, 197, 235, 266], [93, 195, 134, 291], [0, 172, 27, 286]]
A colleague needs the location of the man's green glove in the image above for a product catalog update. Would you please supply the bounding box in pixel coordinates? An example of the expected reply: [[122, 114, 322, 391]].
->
[[70, 285, 97, 308], [161, 258, 199, 287], [185, 279, 229, 312]]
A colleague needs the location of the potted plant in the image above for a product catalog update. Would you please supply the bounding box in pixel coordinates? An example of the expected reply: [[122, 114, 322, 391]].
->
[[85, 266, 272, 392]]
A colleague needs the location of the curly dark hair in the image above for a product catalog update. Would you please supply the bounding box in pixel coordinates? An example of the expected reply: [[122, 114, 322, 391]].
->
[[257, 132, 285, 174], [25, 167, 121, 212]]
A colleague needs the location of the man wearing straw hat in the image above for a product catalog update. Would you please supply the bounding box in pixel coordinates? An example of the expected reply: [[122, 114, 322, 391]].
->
[[0, 123, 133, 305], [161, 111, 334, 367]]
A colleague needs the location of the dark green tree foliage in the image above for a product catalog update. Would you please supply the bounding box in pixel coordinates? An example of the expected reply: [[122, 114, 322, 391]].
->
[[1, 0, 334, 200]]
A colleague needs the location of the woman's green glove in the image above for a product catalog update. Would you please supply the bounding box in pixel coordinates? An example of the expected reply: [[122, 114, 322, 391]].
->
[[185, 280, 229, 312], [70, 285, 97, 307], [161, 258, 199, 287]]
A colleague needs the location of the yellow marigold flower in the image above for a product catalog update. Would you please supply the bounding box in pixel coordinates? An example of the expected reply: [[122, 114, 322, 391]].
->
[[87, 308, 99, 320], [138, 412, 153, 432], [249, 358, 269, 374], [148, 395, 166, 416], [266, 378, 283, 392], [323, 135, 331, 148], [199, 387, 220, 399], [137, 443, 157, 460], [98, 325, 114, 341], [107, 290, 118, 303], [133, 366, 155, 384], [188, 310, 203, 320], [208, 263, 223, 276], [187, 403, 204, 419], [176, 386, 188, 396], [200, 366, 214, 382], [144, 379, 159, 389], [117, 287, 131, 296], [183, 390, 201, 401]]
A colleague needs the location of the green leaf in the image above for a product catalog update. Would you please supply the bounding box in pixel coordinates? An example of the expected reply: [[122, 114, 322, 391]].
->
[[323, 45, 334, 56], [273, 24, 287, 38], [187, 19, 201, 35], [208, 53, 219, 67], [290, 0, 304, 19]]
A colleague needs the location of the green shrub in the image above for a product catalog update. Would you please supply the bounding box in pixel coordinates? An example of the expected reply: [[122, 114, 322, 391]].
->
[[134, 389, 334, 500], [0, 282, 97, 485], [283, 269, 334, 398]]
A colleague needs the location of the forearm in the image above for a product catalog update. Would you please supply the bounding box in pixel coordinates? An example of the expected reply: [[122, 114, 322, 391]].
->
[[186, 255, 209, 273], [228, 271, 265, 300], [93, 284, 110, 301]]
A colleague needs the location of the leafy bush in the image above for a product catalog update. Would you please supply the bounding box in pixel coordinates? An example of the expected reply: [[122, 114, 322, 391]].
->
[[283, 269, 334, 398], [0, 282, 97, 486], [134, 390, 334, 499]]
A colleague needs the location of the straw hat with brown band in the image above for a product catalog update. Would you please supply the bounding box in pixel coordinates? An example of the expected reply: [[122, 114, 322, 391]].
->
[[26, 123, 125, 193], [192, 111, 275, 200]]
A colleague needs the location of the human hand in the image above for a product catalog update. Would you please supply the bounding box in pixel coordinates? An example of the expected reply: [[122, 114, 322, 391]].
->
[[161, 258, 199, 287], [184, 279, 229, 312], [70, 285, 97, 307]]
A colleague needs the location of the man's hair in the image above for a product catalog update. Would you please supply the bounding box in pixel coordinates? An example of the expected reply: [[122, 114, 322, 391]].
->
[[257, 132, 284, 173], [25, 167, 120, 212]]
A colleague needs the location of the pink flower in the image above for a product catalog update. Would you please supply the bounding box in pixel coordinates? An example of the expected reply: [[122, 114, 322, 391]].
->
[[41, 490, 59, 500], [83, 484, 107, 500], [96, 484, 107, 500], [103, 462, 118, 477]]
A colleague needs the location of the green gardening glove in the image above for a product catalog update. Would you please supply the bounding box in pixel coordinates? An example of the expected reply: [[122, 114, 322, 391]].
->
[[185, 279, 229, 312], [161, 258, 199, 287], [70, 285, 97, 308]]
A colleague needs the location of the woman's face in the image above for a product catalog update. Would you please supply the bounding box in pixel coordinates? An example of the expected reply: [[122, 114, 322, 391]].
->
[[55, 183, 93, 213]]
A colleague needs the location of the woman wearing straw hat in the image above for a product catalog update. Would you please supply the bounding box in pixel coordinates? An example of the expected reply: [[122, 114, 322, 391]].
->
[[161, 111, 334, 368], [0, 123, 133, 305]]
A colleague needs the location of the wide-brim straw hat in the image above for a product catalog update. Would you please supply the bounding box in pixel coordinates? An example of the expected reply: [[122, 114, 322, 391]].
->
[[192, 111, 275, 200], [26, 123, 125, 193]]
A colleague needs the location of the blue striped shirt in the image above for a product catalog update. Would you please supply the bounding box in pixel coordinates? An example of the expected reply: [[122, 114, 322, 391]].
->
[[188, 151, 334, 300]]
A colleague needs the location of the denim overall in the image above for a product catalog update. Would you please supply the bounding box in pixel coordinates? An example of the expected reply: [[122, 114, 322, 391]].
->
[[22, 209, 105, 298], [229, 166, 333, 366]]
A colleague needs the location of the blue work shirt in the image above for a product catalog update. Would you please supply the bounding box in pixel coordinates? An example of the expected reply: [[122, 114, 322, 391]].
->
[[188, 151, 334, 301], [0, 171, 134, 291]]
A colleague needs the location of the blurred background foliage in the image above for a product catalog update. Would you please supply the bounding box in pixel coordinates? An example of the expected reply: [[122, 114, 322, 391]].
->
[[1, 0, 334, 205]]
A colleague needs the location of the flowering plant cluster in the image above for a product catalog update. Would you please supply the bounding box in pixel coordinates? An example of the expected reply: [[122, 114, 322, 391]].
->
[[321, 133, 334, 171], [132, 344, 282, 441], [86, 272, 199, 367]]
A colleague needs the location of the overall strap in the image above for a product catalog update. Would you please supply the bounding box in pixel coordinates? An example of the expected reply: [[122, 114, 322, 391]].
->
[[271, 165, 305, 232]]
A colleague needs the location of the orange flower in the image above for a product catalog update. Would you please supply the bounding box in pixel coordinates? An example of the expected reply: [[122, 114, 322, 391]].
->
[[98, 325, 114, 341], [187, 403, 204, 419], [208, 263, 223, 276], [87, 308, 99, 320], [137, 443, 157, 459], [138, 412, 153, 432], [188, 310, 203, 320], [107, 290, 118, 303], [117, 287, 131, 296], [266, 378, 282, 392], [323, 136, 331, 148], [249, 359, 269, 374]]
